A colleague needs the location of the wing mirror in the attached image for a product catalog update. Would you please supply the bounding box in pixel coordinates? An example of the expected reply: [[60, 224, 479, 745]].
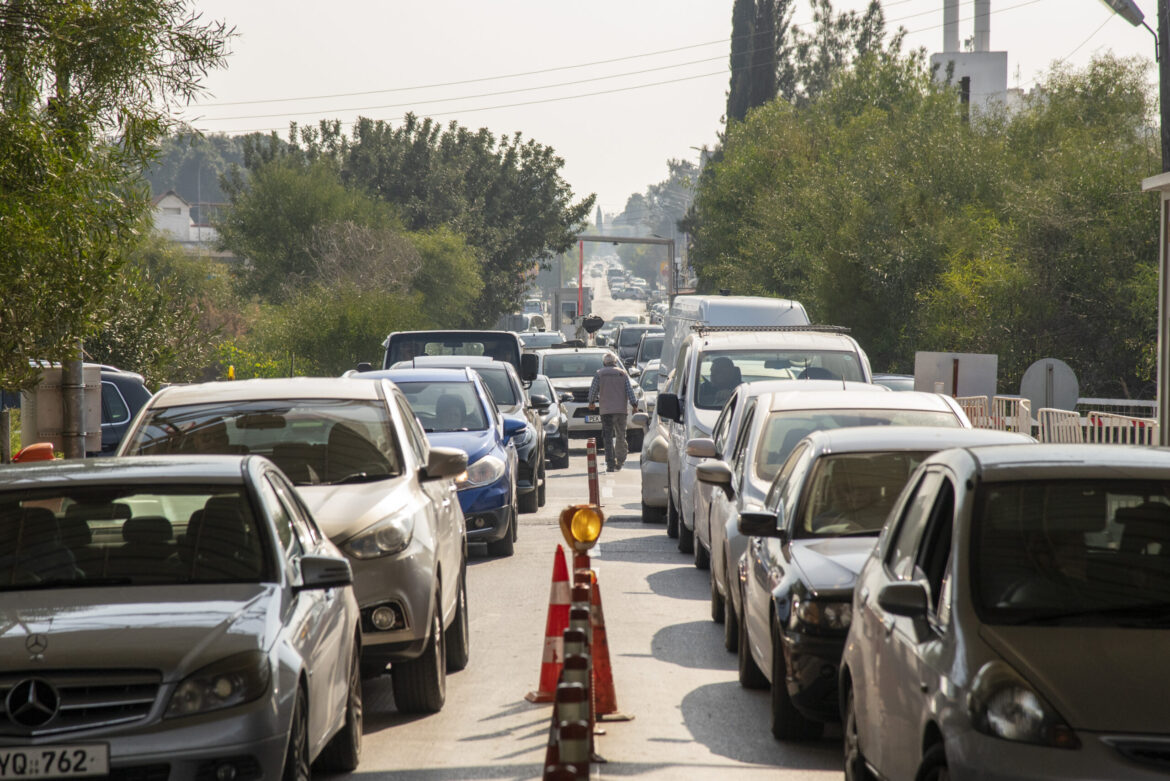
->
[[298, 555, 353, 591], [421, 446, 468, 481], [520, 353, 539, 382], [630, 412, 650, 429], [686, 437, 717, 459], [738, 508, 788, 542], [503, 415, 528, 439], [657, 393, 682, 423], [696, 459, 734, 501], [528, 394, 551, 411]]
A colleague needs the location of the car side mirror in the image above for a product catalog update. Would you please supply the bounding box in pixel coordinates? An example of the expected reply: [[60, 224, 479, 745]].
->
[[877, 581, 929, 619], [686, 437, 717, 459], [657, 393, 682, 423], [738, 509, 788, 542], [502, 415, 528, 439], [630, 412, 649, 429], [298, 555, 353, 591], [696, 459, 735, 501], [421, 446, 468, 481], [520, 353, 539, 382], [529, 394, 551, 411]]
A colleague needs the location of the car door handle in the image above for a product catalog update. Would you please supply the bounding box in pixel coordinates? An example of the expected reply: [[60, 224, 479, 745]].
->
[[884, 617, 895, 637]]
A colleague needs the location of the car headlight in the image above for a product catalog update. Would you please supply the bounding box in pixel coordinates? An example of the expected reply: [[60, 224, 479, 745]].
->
[[166, 651, 270, 718], [544, 420, 560, 434], [790, 597, 852, 630], [455, 455, 506, 490], [512, 424, 535, 447], [968, 662, 1079, 749], [343, 509, 415, 558]]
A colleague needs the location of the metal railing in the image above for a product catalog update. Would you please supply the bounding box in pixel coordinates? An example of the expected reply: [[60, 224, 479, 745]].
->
[[1036, 408, 1083, 443], [1085, 411, 1160, 445]]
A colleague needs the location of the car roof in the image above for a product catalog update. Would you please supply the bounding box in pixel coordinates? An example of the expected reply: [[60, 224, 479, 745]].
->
[[149, 377, 385, 407], [365, 368, 477, 383], [804, 426, 1033, 454], [532, 347, 613, 356], [761, 389, 959, 414], [410, 355, 496, 366], [0, 456, 253, 486], [963, 443, 1170, 481], [686, 329, 859, 350], [739, 379, 883, 399]]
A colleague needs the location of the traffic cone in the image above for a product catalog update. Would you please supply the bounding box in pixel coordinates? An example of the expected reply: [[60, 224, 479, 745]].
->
[[526, 545, 571, 703], [590, 575, 633, 721]]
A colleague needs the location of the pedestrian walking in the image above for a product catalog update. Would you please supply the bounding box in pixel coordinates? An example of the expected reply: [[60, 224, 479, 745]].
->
[[588, 352, 638, 471]]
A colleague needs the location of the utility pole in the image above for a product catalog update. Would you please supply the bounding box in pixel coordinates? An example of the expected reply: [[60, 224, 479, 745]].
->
[[1160, 0, 1169, 171]]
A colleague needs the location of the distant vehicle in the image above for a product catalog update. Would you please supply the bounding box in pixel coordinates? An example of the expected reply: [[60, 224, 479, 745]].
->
[[611, 315, 641, 325], [118, 377, 470, 711], [526, 346, 629, 442], [732, 427, 1032, 742], [495, 313, 547, 333], [365, 367, 524, 557], [519, 331, 567, 350], [382, 330, 523, 375], [873, 372, 916, 391], [0, 456, 363, 779], [841, 444, 1170, 781], [521, 297, 545, 315], [634, 332, 664, 371], [660, 295, 810, 384], [528, 374, 570, 469], [616, 324, 663, 367]]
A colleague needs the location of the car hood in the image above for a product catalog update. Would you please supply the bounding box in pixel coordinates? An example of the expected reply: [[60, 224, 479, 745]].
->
[[0, 585, 275, 680], [789, 537, 878, 594], [297, 473, 420, 544], [425, 429, 497, 468], [978, 625, 1170, 733], [550, 378, 593, 391]]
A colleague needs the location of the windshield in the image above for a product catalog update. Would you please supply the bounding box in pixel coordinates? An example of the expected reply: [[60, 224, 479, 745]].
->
[[126, 399, 401, 486], [639, 368, 659, 391], [519, 333, 563, 348], [974, 480, 1170, 626], [638, 336, 663, 361], [754, 409, 960, 482], [387, 332, 519, 369], [797, 452, 931, 538], [471, 366, 518, 406], [695, 350, 866, 410], [528, 377, 554, 401], [620, 328, 659, 347], [543, 353, 609, 379], [0, 486, 270, 589], [396, 381, 489, 433]]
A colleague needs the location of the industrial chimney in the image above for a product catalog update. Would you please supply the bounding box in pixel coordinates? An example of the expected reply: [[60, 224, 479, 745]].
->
[[943, 0, 959, 52], [974, 0, 990, 52]]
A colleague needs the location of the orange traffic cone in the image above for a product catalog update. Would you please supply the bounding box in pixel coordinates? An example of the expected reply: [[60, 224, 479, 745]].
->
[[590, 575, 633, 721], [526, 545, 571, 703]]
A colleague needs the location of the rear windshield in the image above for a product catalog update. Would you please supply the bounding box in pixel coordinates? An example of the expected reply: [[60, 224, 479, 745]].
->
[[125, 400, 401, 486], [543, 353, 609, 379], [695, 349, 866, 410], [620, 328, 660, 347], [639, 368, 659, 391], [0, 486, 271, 588], [638, 336, 663, 361], [973, 480, 1170, 625], [387, 332, 520, 369], [396, 381, 489, 432], [754, 408, 959, 482]]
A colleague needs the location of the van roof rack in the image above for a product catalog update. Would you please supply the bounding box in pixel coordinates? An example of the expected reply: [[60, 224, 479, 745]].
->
[[691, 324, 851, 335]]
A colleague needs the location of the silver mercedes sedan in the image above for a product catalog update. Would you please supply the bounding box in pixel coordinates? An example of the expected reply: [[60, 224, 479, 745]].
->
[[0, 456, 361, 781]]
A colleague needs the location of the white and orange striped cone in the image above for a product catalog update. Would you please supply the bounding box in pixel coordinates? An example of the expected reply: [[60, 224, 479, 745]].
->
[[526, 545, 571, 703]]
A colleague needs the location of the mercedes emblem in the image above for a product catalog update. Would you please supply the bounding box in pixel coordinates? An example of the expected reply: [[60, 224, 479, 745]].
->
[[6, 678, 59, 728], [25, 634, 48, 657]]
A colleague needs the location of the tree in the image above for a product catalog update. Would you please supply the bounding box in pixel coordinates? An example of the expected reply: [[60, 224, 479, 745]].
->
[[0, 0, 231, 391]]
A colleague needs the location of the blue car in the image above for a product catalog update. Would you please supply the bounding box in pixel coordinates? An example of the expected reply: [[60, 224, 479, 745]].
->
[[363, 368, 525, 556]]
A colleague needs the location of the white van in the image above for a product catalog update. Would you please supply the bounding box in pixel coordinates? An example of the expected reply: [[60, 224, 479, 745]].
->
[[659, 296, 809, 386]]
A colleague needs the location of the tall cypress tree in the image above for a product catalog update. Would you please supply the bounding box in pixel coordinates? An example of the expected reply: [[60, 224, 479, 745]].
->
[[726, 0, 756, 122]]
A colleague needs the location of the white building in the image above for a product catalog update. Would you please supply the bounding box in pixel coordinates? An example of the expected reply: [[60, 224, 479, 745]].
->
[[151, 190, 237, 262], [929, 0, 1009, 117]]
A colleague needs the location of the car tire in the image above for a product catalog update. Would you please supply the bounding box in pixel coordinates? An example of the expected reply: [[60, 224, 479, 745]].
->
[[627, 429, 643, 453], [844, 685, 876, 781], [445, 569, 470, 672], [552, 450, 570, 470], [723, 585, 739, 653], [537, 466, 547, 507], [519, 485, 539, 514], [641, 501, 665, 523], [737, 605, 767, 689], [694, 536, 710, 570], [915, 744, 949, 781], [666, 488, 680, 539], [678, 519, 694, 554], [391, 589, 446, 714], [281, 687, 310, 781], [318, 640, 362, 771], [711, 574, 724, 623], [770, 619, 823, 740], [489, 510, 515, 557]]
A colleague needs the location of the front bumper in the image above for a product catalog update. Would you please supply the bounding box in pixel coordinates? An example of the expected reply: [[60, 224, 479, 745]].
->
[[515, 437, 540, 495], [463, 504, 512, 544], [349, 535, 435, 662], [944, 728, 1170, 781], [640, 458, 668, 507], [782, 630, 848, 722], [565, 401, 602, 433], [545, 430, 569, 461]]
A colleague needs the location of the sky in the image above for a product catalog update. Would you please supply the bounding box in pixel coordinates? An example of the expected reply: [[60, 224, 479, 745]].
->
[[184, 0, 1159, 217]]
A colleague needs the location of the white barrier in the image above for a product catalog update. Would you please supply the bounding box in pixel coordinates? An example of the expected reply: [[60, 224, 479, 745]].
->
[[955, 396, 990, 428], [1085, 411, 1159, 445], [993, 396, 1032, 434], [1036, 408, 1083, 444]]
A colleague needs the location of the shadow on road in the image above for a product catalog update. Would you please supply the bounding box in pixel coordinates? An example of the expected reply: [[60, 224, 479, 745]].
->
[[647, 620, 736, 670], [645, 566, 710, 601], [596, 530, 696, 567]]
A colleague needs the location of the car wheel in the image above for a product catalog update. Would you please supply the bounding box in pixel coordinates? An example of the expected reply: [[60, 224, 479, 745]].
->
[[488, 510, 515, 556], [519, 486, 539, 514], [626, 429, 643, 453], [552, 450, 570, 470], [641, 501, 665, 523], [666, 490, 679, 539], [678, 518, 694, 554], [391, 589, 447, 714], [723, 584, 739, 653], [319, 640, 362, 771], [710, 574, 724, 623], [737, 604, 767, 689], [537, 466, 547, 507], [770, 619, 823, 740], [915, 744, 949, 781], [445, 568, 470, 672], [281, 687, 310, 781], [694, 536, 710, 570], [844, 685, 876, 781]]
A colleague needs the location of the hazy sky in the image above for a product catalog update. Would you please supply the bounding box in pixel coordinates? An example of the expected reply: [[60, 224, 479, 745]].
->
[[184, 0, 1158, 215]]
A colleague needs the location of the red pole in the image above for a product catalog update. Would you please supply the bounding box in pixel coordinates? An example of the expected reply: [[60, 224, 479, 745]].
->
[[586, 437, 599, 506], [578, 241, 584, 313]]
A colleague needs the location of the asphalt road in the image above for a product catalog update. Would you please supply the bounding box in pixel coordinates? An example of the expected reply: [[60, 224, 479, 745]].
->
[[329, 447, 845, 781]]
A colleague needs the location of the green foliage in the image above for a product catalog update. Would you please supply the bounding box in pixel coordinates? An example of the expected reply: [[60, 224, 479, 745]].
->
[[144, 132, 246, 207], [409, 228, 484, 329], [692, 51, 1158, 397]]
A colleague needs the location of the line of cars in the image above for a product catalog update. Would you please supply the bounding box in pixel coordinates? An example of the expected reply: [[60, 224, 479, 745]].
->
[[638, 293, 1170, 779]]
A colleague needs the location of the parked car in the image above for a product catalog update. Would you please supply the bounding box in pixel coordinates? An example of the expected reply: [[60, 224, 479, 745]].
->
[[0, 456, 363, 779], [367, 368, 524, 557], [872, 372, 916, 392], [117, 377, 469, 712], [656, 327, 875, 554], [841, 443, 1170, 781], [729, 427, 1032, 742], [392, 356, 545, 513], [98, 365, 153, 453], [519, 331, 566, 350], [381, 330, 524, 375], [525, 346, 624, 439], [634, 360, 661, 417], [639, 413, 669, 522], [634, 332, 664, 372], [616, 324, 664, 368], [529, 374, 571, 469]]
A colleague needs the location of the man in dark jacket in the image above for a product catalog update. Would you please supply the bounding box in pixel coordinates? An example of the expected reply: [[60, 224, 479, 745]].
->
[[587, 353, 638, 471]]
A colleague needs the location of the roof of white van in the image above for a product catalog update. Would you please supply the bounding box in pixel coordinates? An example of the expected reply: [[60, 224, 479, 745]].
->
[[684, 328, 860, 350], [669, 295, 808, 323]]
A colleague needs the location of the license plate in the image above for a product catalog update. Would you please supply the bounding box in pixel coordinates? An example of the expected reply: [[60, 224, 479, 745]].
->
[[585, 415, 601, 423], [0, 746, 109, 779]]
